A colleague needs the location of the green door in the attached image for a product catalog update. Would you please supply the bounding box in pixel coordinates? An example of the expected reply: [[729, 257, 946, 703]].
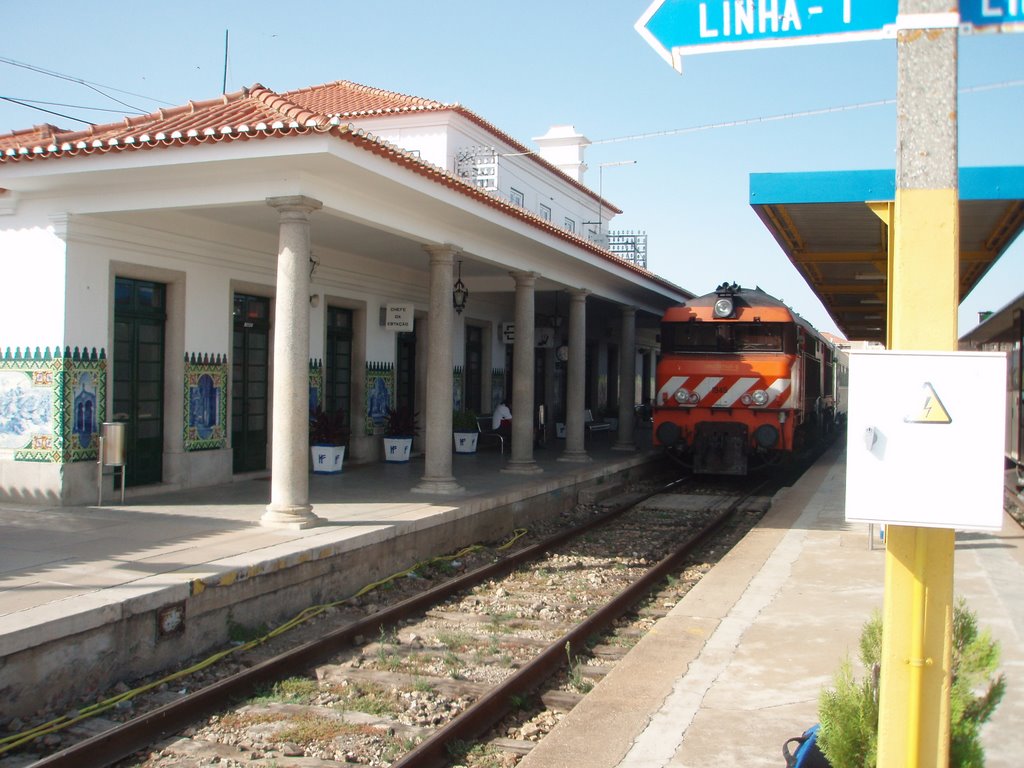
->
[[233, 294, 270, 473], [325, 307, 353, 420], [465, 325, 483, 414], [113, 277, 166, 487], [396, 330, 416, 413]]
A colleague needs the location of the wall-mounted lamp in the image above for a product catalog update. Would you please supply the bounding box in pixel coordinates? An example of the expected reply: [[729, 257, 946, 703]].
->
[[309, 294, 320, 308], [453, 260, 469, 314]]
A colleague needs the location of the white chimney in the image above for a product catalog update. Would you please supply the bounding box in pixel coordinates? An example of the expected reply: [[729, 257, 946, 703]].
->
[[532, 125, 590, 182]]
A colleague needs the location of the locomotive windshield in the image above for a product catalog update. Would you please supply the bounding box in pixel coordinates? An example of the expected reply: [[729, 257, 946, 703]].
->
[[661, 322, 786, 353]]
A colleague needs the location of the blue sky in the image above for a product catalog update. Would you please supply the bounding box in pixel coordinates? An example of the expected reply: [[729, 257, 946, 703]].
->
[[2, 1, 1022, 338]]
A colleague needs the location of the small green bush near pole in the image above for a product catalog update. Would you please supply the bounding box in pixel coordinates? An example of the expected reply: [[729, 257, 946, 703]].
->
[[818, 598, 1005, 768]]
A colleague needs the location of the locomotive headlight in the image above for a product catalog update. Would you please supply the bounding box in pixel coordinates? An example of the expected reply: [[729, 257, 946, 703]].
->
[[713, 297, 734, 318], [674, 387, 692, 404], [750, 389, 769, 406], [740, 394, 752, 405]]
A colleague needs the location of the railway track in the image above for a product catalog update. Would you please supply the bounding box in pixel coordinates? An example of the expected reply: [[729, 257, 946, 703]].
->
[[2, 470, 786, 768]]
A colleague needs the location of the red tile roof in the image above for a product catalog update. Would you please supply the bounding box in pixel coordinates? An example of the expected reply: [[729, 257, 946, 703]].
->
[[0, 80, 619, 209], [282, 80, 449, 116], [0, 80, 680, 289]]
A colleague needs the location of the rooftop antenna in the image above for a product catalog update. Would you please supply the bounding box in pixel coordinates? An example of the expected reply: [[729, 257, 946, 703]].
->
[[222, 30, 229, 94]]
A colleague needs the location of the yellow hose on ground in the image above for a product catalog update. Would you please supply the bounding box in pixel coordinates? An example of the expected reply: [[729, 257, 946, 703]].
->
[[0, 528, 528, 755]]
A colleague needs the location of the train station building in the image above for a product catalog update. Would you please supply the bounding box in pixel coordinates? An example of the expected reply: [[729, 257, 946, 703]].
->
[[3, 77, 1024, 766], [0, 79, 690, 517]]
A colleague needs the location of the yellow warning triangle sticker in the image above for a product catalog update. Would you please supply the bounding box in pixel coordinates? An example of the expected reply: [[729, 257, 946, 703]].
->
[[904, 382, 952, 424]]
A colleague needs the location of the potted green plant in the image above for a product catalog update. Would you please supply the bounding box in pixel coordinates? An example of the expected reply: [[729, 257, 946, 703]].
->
[[383, 406, 418, 463], [809, 598, 1004, 768], [452, 409, 479, 454], [309, 408, 348, 474]]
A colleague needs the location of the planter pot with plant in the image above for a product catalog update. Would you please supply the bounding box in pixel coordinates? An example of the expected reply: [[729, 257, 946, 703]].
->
[[309, 408, 348, 474], [383, 407, 418, 463], [452, 409, 479, 454], [797, 597, 1005, 768]]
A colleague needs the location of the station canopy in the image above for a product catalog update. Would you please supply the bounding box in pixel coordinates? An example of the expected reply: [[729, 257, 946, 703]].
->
[[750, 167, 1024, 344]]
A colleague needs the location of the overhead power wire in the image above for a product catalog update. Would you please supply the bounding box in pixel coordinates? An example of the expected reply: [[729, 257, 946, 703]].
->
[[590, 96, 897, 146], [588, 78, 1024, 146], [500, 78, 1024, 157], [0, 96, 95, 126], [2, 96, 142, 114], [0, 56, 173, 115]]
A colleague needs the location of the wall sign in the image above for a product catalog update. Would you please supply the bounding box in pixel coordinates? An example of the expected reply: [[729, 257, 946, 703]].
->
[[385, 303, 413, 332]]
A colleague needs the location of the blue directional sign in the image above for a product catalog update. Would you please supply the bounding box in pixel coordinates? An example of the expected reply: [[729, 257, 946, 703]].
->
[[961, 0, 1024, 32], [636, 0, 899, 72]]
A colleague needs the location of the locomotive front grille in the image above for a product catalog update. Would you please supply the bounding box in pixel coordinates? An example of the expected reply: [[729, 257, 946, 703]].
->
[[693, 422, 748, 475]]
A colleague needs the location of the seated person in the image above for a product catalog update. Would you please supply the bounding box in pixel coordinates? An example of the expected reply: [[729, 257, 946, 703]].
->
[[492, 400, 512, 437]]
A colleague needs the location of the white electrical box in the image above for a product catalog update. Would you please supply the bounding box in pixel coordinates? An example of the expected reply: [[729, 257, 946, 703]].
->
[[845, 350, 1006, 531]]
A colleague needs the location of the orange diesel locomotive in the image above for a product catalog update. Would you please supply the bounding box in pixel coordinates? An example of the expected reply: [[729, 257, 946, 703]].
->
[[654, 283, 845, 475]]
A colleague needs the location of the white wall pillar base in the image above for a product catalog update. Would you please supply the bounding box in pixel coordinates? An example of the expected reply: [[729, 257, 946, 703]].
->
[[260, 506, 324, 529], [502, 460, 544, 475], [557, 451, 592, 464], [413, 477, 465, 494]]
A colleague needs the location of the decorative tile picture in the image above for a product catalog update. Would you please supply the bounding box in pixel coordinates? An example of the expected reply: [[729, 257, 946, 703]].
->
[[0, 346, 106, 463], [64, 350, 106, 462], [491, 369, 505, 412], [184, 353, 227, 451], [366, 362, 394, 435], [309, 359, 323, 415], [452, 366, 464, 410]]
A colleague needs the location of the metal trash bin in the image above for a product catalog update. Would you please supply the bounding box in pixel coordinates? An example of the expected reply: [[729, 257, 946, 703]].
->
[[101, 422, 126, 466], [98, 422, 127, 504]]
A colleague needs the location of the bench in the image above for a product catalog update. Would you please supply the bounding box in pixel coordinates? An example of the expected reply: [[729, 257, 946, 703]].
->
[[476, 416, 505, 454], [584, 409, 612, 436]]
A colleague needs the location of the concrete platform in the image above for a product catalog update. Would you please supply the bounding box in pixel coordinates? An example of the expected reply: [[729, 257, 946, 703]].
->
[[0, 434, 657, 722], [519, 444, 1024, 768]]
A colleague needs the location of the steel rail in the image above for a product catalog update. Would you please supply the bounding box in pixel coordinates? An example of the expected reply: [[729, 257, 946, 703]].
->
[[27, 473, 688, 768], [390, 484, 765, 768]]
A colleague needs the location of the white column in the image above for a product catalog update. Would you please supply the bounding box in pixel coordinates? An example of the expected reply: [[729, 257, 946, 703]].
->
[[262, 195, 323, 529], [559, 288, 591, 463], [613, 306, 637, 451], [414, 245, 465, 494], [504, 271, 542, 474]]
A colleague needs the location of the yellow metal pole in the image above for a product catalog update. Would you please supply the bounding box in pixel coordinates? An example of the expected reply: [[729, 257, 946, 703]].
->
[[905, 533, 929, 767], [876, 3, 959, 765]]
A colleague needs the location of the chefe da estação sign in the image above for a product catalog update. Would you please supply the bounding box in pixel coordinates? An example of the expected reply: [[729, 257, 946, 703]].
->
[[385, 304, 413, 332]]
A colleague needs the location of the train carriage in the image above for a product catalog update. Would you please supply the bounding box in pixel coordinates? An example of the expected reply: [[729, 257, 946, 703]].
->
[[654, 283, 844, 475], [961, 298, 1024, 486]]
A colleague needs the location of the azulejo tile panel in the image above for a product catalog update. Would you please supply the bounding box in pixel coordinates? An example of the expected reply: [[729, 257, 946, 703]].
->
[[452, 365, 464, 410], [184, 353, 228, 451], [366, 362, 394, 435], [0, 346, 106, 463], [309, 359, 323, 416], [491, 369, 506, 412], [65, 350, 106, 462]]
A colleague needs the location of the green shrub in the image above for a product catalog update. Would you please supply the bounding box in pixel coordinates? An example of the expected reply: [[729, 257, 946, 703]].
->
[[452, 409, 478, 431], [818, 599, 1005, 768]]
